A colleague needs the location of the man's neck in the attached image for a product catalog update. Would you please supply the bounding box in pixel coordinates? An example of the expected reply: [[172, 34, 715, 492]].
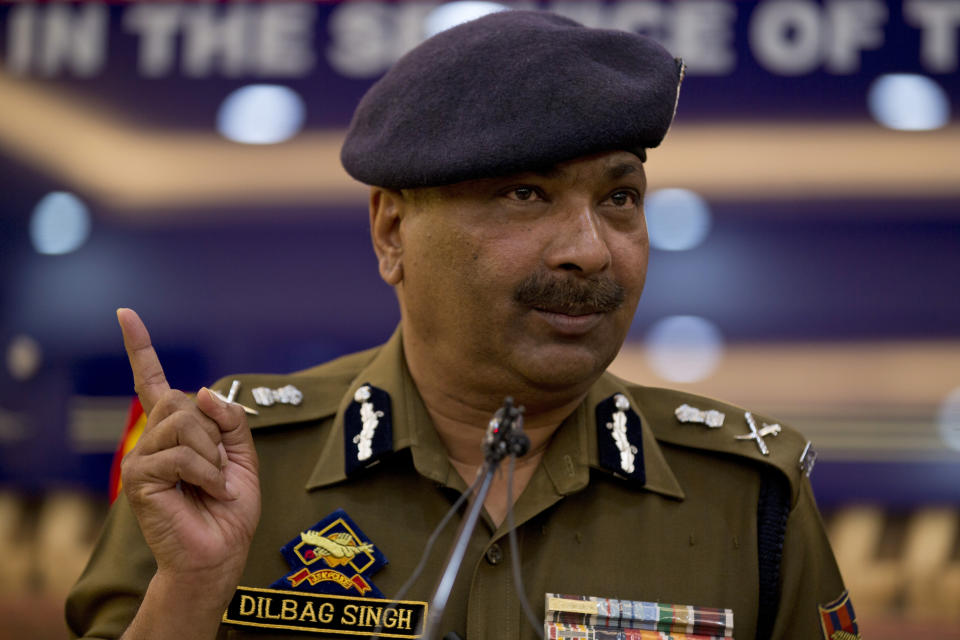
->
[[402, 333, 592, 526], [420, 387, 584, 528], [418, 386, 583, 468]]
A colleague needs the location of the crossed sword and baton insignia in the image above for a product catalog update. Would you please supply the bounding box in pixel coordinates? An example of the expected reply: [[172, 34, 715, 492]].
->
[[735, 411, 781, 456]]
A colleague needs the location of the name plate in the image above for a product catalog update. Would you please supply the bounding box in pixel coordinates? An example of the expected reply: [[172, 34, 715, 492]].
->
[[223, 585, 427, 638]]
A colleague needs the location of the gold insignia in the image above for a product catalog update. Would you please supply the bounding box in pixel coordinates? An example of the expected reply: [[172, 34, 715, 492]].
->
[[300, 530, 375, 568]]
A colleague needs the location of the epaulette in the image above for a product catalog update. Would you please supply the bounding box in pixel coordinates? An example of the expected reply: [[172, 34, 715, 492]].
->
[[623, 381, 803, 635], [207, 346, 381, 431], [625, 382, 816, 505]]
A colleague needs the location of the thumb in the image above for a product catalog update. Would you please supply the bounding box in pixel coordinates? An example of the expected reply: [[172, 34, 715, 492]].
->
[[196, 387, 256, 454]]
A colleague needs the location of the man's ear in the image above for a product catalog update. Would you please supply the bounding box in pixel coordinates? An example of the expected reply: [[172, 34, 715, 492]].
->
[[369, 188, 405, 286]]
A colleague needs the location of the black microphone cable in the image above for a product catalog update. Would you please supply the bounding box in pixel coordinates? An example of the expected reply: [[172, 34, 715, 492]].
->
[[370, 470, 484, 640]]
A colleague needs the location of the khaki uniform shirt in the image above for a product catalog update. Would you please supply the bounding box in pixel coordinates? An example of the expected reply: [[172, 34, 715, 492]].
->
[[67, 330, 850, 640]]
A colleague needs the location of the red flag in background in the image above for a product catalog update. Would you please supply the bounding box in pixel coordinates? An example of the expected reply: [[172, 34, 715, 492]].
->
[[108, 398, 146, 503]]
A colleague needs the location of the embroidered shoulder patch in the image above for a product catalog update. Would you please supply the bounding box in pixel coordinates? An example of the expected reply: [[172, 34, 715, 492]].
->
[[819, 590, 860, 640], [271, 509, 388, 598]]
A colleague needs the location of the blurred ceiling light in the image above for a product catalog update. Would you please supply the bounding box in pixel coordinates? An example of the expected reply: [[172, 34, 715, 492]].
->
[[6, 334, 42, 381], [643, 315, 724, 383], [645, 188, 713, 251], [217, 84, 306, 145], [29, 191, 91, 255], [424, 2, 510, 37], [868, 74, 950, 131], [937, 387, 960, 453]]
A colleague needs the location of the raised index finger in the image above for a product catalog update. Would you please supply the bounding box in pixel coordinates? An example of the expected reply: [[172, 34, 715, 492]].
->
[[117, 308, 170, 415]]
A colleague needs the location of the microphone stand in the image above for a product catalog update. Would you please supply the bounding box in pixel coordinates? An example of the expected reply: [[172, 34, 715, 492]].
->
[[422, 398, 529, 640]]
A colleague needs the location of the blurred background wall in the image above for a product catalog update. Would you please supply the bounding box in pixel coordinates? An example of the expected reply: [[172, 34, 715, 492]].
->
[[0, 0, 958, 637]]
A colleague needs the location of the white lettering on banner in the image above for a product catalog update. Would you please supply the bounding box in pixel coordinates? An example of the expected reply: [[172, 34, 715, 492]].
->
[[2, 1, 951, 80], [5, 5, 34, 75], [565, 0, 738, 74], [257, 3, 316, 77], [394, 2, 439, 65], [181, 5, 249, 77], [327, 1, 739, 78], [672, 0, 737, 75], [608, 1, 664, 40], [905, 0, 960, 72], [5, 4, 107, 77], [750, 0, 888, 75], [750, 1, 824, 75], [124, 5, 181, 78], [825, 0, 888, 73], [327, 1, 394, 78], [327, 1, 438, 78], [124, 3, 315, 78]]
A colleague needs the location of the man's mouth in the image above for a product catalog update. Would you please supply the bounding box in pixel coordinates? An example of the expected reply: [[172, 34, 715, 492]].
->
[[533, 305, 604, 317], [531, 307, 606, 335]]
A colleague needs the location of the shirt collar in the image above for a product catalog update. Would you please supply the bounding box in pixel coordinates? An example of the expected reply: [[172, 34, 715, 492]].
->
[[306, 327, 456, 490], [305, 329, 684, 501]]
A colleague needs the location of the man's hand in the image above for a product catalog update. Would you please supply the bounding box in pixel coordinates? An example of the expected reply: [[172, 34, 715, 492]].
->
[[116, 308, 260, 638]]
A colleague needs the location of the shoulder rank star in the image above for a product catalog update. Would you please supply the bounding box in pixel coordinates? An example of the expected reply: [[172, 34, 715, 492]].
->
[[735, 411, 781, 455], [675, 403, 725, 428], [251, 384, 303, 407]]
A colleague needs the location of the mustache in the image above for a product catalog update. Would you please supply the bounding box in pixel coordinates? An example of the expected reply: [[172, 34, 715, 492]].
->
[[513, 272, 625, 315]]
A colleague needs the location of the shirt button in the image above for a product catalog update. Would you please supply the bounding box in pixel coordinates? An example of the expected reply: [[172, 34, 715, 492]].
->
[[485, 544, 503, 565]]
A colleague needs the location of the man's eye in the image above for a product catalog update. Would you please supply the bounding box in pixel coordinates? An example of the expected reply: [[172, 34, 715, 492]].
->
[[506, 187, 539, 201], [608, 190, 639, 207]]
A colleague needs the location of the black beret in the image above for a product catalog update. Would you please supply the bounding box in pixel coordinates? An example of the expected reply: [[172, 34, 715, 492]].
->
[[341, 10, 684, 189]]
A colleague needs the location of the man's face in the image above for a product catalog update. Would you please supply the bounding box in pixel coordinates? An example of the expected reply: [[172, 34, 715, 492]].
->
[[388, 150, 649, 403]]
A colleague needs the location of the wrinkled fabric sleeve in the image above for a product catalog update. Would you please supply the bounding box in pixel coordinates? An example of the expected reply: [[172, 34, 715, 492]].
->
[[65, 495, 156, 639], [770, 477, 852, 639]]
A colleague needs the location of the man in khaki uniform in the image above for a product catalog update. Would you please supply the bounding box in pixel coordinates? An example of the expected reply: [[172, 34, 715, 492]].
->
[[66, 10, 855, 640]]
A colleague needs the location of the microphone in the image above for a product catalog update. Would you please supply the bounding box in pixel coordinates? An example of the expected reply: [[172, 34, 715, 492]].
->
[[422, 397, 529, 640]]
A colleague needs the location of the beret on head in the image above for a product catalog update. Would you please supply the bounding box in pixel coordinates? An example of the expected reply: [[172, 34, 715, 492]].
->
[[341, 10, 684, 189]]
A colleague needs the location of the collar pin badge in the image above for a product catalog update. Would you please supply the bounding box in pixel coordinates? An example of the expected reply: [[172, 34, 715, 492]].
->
[[675, 403, 725, 428], [344, 383, 393, 476], [800, 441, 817, 477], [607, 394, 638, 474], [251, 384, 303, 408], [735, 411, 781, 456], [211, 380, 259, 415], [352, 385, 383, 462]]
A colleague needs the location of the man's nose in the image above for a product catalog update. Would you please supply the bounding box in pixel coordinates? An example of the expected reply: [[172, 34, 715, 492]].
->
[[544, 204, 612, 275]]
